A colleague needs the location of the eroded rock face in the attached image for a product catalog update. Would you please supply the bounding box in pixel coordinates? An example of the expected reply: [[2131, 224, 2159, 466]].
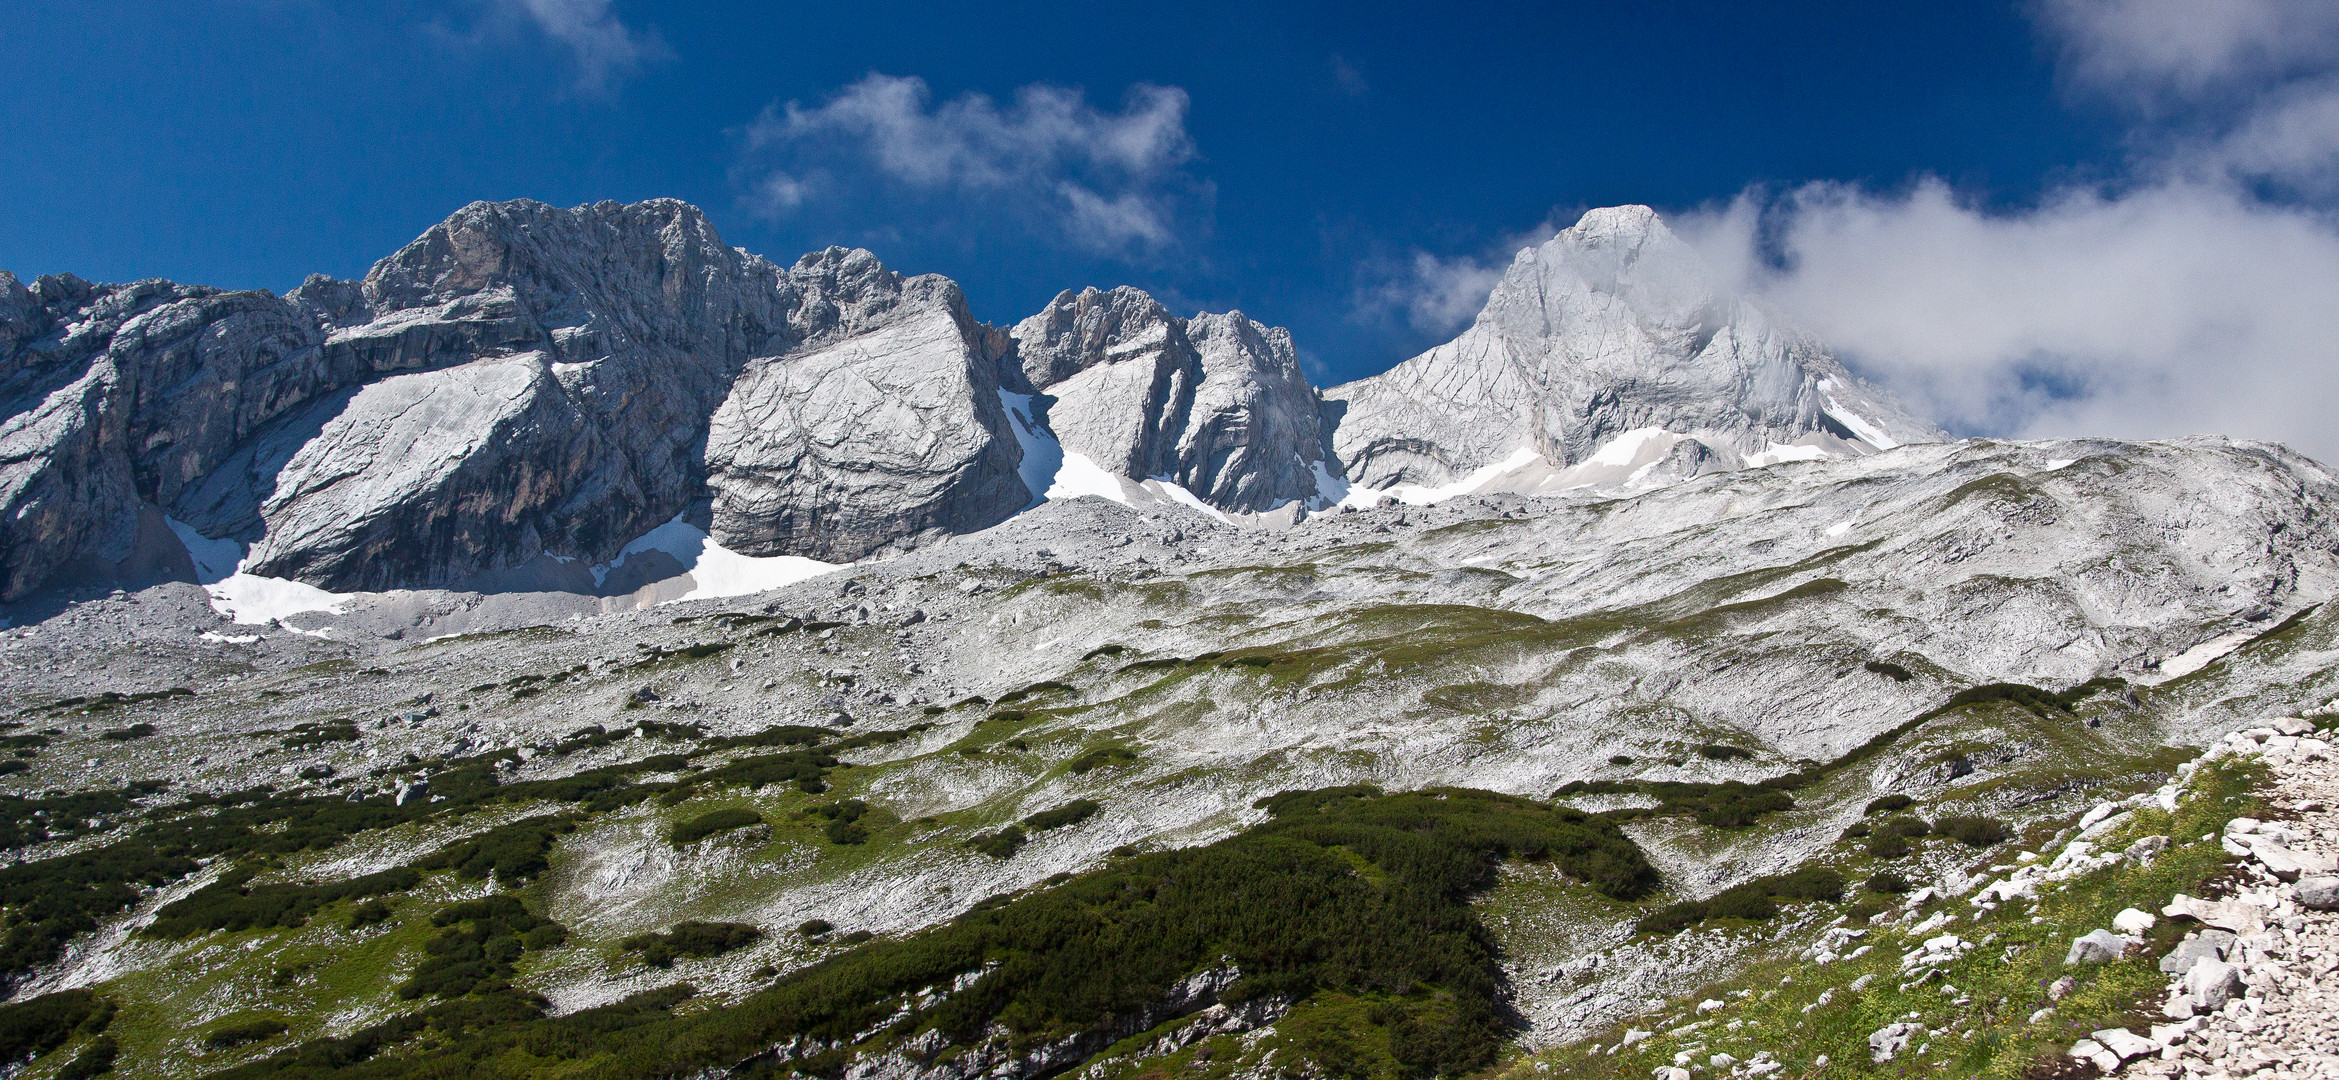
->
[[1011, 286, 1329, 511], [1322, 205, 1943, 490], [706, 267, 1027, 562], [0, 200, 1030, 597]]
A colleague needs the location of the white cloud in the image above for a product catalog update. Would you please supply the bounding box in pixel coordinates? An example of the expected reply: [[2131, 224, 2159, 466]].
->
[[495, 0, 668, 92], [1355, 251, 1508, 335], [1654, 2, 2339, 465], [2037, 0, 2339, 99], [1679, 181, 2339, 460], [738, 74, 1201, 253]]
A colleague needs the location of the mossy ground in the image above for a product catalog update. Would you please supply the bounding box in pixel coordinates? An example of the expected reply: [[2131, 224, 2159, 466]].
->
[[1484, 756, 2264, 1080]]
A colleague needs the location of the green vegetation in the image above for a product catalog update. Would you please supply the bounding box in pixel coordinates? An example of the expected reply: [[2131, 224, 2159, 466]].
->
[[967, 825, 1027, 859], [1696, 743, 1754, 761], [204, 1019, 291, 1050], [397, 896, 566, 1001], [143, 867, 422, 938], [1507, 756, 2267, 1080], [669, 808, 763, 846], [200, 787, 1652, 1080], [98, 724, 155, 741], [1021, 799, 1100, 832], [280, 722, 359, 749], [1066, 746, 1138, 773], [0, 989, 107, 1069], [1634, 866, 1845, 935], [808, 799, 870, 844], [1863, 793, 1915, 814], [619, 921, 762, 968], [1865, 659, 1914, 681], [413, 815, 578, 886]]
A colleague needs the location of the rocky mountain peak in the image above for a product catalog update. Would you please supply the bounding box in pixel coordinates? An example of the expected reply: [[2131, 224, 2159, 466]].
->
[[1322, 204, 1942, 496]]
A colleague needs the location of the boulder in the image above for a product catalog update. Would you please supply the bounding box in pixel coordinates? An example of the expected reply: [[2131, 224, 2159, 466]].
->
[[2183, 959, 2245, 1011], [2294, 875, 2339, 911], [2158, 931, 2234, 975], [1869, 1022, 1924, 1063], [2065, 928, 2127, 965], [2112, 908, 2157, 935]]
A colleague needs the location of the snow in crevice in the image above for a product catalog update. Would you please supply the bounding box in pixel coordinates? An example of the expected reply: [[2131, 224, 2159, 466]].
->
[[165, 517, 353, 625], [998, 391, 1064, 510], [592, 514, 841, 602]]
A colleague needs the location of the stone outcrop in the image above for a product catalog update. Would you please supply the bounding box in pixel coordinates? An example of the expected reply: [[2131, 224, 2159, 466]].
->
[[1010, 286, 1330, 512], [0, 199, 1031, 598], [1322, 205, 1943, 491]]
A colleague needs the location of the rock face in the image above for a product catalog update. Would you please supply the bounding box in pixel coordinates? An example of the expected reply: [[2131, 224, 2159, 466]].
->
[[1322, 205, 1943, 492], [1010, 287, 1330, 511], [0, 200, 1031, 598], [706, 255, 1026, 562]]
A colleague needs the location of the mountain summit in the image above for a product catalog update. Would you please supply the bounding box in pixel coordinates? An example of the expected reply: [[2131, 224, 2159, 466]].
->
[[1325, 205, 1940, 498]]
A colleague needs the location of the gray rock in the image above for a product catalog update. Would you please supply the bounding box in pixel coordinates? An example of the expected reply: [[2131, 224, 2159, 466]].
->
[[2066, 928, 2128, 965], [2159, 931, 2236, 975], [1322, 205, 1942, 493], [2183, 958, 2245, 1010], [1869, 1022, 1924, 1063], [4, 199, 1034, 596], [705, 259, 1027, 562], [1011, 287, 1331, 512], [2294, 875, 2339, 910]]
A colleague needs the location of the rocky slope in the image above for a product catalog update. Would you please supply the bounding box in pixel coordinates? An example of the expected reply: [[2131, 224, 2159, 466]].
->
[[1, 427, 2337, 1079], [1010, 287, 1331, 512], [1323, 205, 1942, 495]]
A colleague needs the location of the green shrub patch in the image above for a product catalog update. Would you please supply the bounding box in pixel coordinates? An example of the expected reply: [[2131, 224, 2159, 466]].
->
[[670, 808, 763, 847], [1020, 799, 1100, 832], [1634, 866, 1844, 935], [413, 816, 578, 887], [144, 867, 421, 938], [620, 921, 762, 968], [397, 896, 566, 1000]]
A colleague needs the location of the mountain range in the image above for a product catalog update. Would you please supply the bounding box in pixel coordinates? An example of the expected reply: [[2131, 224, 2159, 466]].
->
[[0, 198, 1935, 606]]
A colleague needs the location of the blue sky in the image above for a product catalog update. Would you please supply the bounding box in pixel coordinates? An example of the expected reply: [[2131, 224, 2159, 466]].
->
[[6, 2, 2338, 459]]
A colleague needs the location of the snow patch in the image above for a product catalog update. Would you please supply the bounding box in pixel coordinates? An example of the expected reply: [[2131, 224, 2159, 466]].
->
[[165, 517, 353, 625], [1046, 452, 1132, 504], [999, 392, 1066, 510], [1584, 427, 1677, 468], [1825, 520, 1857, 538], [595, 514, 841, 603], [1746, 443, 1830, 467], [2043, 458, 2077, 471], [198, 632, 260, 645], [2148, 629, 2261, 682], [1145, 475, 1233, 523], [1820, 392, 1900, 451], [1381, 447, 1546, 506]]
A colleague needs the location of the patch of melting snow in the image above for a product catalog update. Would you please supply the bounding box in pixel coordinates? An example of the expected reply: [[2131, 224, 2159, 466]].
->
[[1375, 447, 1547, 506], [2147, 628, 2261, 683], [166, 517, 353, 625], [594, 514, 841, 602], [1746, 443, 1830, 467], [1826, 520, 1857, 538], [198, 631, 260, 644]]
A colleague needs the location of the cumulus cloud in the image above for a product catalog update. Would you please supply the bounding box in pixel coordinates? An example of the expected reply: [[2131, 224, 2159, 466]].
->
[[1667, 0, 2339, 464], [1349, 212, 1578, 338], [494, 0, 669, 92], [1354, 251, 1509, 335], [737, 74, 1202, 254]]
